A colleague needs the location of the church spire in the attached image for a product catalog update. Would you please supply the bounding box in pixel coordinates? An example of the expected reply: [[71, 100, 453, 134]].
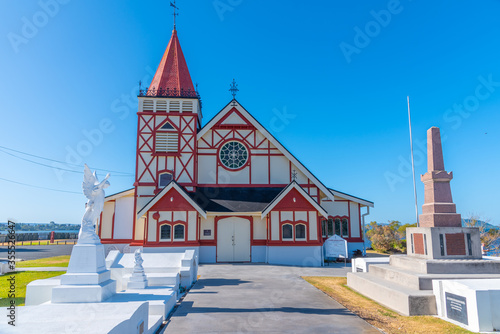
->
[[147, 29, 197, 98]]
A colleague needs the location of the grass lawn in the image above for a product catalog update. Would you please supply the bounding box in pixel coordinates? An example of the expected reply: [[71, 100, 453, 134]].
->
[[16, 255, 70, 268], [303, 277, 474, 334], [0, 271, 64, 306]]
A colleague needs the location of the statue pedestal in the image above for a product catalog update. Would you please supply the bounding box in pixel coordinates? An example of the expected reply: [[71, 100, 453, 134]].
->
[[128, 271, 148, 289], [52, 243, 116, 303], [407, 226, 482, 260]]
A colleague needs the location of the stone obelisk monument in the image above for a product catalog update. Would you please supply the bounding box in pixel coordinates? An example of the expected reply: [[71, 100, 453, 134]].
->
[[407, 127, 481, 259]]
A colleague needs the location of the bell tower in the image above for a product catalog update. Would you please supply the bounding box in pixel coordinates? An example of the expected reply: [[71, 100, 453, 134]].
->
[[134, 28, 201, 216]]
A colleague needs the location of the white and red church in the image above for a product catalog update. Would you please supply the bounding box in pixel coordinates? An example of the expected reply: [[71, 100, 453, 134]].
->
[[98, 28, 373, 266]]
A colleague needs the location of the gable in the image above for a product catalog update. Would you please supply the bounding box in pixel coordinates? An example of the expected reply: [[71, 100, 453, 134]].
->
[[262, 182, 328, 218], [137, 182, 206, 219], [220, 110, 248, 125], [150, 187, 196, 212], [197, 100, 334, 201], [272, 188, 317, 211]]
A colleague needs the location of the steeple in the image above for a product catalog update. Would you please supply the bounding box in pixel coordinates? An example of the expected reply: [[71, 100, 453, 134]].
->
[[147, 29, 197, 98]]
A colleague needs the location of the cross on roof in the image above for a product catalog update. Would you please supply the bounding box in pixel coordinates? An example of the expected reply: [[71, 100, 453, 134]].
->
[[229, 79, 239, 100], [170, 1, 179, 29]]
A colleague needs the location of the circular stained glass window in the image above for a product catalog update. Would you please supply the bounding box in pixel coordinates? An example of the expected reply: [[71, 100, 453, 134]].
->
[[219, 141, 248, 170]]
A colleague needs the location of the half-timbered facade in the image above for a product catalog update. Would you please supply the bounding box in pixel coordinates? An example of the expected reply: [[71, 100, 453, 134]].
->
[[99, 29, 373, 266]]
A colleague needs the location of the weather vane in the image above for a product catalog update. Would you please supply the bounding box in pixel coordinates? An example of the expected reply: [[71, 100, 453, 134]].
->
[[170, 1, 179, 29], [229, 79, 239, 105]]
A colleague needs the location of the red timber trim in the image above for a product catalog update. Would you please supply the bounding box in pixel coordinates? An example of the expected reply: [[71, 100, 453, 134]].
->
[[101, 239, 133, 244], [348, 201, 351, 239]]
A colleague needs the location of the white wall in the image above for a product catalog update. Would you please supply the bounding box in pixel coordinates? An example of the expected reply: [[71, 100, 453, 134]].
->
[[200, 216, 215, 240], [253, 216, 266, 240], [114, 196, 134, 239], [101, 202, 115, 239]]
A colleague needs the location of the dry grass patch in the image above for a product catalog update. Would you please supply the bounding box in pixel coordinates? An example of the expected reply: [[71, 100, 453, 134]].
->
[[303, 276, 473, 334]]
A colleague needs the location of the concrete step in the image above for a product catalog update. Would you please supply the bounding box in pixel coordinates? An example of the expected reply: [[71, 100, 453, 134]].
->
[[369, 264, 500, 291], [147, 273, 179, 286], [390, 255, 500, 274], [347, 272, 437, 316], [369, 264, 423, 290]]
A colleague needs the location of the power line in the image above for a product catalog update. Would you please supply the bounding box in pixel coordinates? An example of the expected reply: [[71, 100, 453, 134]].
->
[[0, 145, 134, 177], [0, 176, 81, 194]]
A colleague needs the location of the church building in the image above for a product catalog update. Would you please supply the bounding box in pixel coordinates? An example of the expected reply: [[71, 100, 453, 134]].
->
[[99, 28, 373, 266]]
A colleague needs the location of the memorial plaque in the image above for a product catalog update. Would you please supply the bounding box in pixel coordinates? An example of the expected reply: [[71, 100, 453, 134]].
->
[[203, 229, 211, 236], [445, 292, 468, 325]]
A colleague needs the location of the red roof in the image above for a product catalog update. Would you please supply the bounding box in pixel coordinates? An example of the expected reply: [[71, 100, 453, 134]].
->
[[148, 29, 195, 96]]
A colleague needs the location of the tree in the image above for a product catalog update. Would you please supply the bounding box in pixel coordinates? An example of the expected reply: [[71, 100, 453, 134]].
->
[[464, 214, 500, 256]]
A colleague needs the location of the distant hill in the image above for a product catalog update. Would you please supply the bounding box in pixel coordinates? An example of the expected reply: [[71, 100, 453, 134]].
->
[[462, 219, 499, 231]]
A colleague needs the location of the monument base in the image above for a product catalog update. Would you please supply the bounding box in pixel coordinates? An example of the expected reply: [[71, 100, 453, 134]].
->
[[51, 241, 117, 303], [128, 272, 148, 289], [52, 279, 116, 303], [406, 226, 482, 260], [347, 255, 500, 316]]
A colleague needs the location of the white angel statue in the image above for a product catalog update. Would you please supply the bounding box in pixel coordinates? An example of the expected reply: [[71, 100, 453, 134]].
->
[[79, 164, 110, 244]]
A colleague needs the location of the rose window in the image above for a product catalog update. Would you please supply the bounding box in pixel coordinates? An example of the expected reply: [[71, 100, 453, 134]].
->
[[219, 141, 248, 169]]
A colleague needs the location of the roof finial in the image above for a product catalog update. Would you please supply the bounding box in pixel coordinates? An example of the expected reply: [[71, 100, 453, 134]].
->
[[292, 170, 298, 182], [229, 78, 239, 100], [170, 1, 179, 30]]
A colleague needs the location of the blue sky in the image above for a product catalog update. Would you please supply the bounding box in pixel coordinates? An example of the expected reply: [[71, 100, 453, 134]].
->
[[1, 0, 499, 226]]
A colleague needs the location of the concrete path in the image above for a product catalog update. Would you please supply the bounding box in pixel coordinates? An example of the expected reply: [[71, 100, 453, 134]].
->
[[164, 264, 380, 333]]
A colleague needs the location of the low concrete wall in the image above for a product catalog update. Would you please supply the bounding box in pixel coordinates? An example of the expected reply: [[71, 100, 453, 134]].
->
[[268, 246, 322, 267], [251, 246, 266, 263]]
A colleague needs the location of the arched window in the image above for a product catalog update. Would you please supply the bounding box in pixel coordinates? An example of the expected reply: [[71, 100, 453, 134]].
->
[[159, 172, 173, 187], [282, 224, 293, 240], [322, 217, 349, 238], [342, 218, 349, 238], [160, 225, 171, 241], [174, 224, 185, 240], [335, 218, 341, 236], [295, 224, 306, 240]]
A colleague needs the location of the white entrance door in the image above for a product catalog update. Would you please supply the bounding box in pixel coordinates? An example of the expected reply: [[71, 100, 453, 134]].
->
[[217, 217, 251, 262]]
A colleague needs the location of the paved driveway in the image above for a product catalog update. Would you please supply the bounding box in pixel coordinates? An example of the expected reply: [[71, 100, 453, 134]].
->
[[164, 264, 380, 333]]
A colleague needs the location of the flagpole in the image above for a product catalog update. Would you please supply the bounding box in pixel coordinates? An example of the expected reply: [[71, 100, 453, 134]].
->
[[407, 96, 419, 227]]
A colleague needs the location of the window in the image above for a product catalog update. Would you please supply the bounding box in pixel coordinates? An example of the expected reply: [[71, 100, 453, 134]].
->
[[174, 224, 185, 240], [156, 122, 178, 153], [160, 225, 171, 241], [322, 217, 349, 238], [342, 218, 349, 238], [295, 224, 306, 240], [335, 218, 341, 236], [219, 141, 248, 169], [159, 172, 173, 187], [282, 224, 293, 240]]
